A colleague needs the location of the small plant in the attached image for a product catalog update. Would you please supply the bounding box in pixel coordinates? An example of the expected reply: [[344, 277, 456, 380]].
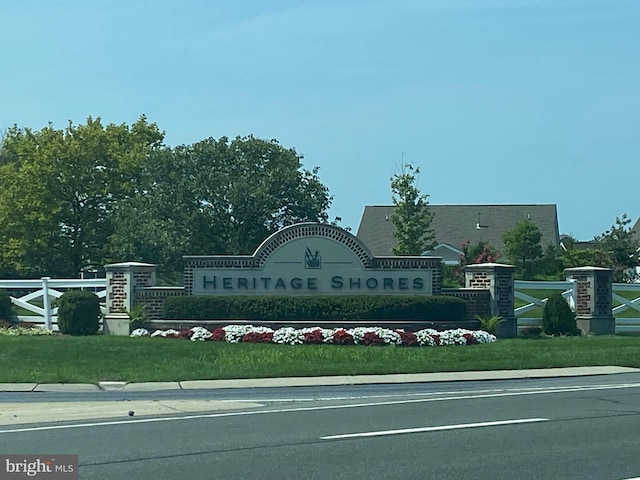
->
[[127, 304, 150, 331], [0, 289, 12, 322], [543, 292, 580, 336], [57, 291, 101, 336], [476, 315, 504, 335]]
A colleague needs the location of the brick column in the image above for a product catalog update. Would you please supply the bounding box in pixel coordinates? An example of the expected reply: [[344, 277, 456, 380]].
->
[[464, 263, 516, 338], [104, 262, 157, 336], [564, 266, 614, 335]]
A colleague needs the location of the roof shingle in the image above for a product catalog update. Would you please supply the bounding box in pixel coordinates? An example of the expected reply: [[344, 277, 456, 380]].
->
[[356, 204, 560, 257]]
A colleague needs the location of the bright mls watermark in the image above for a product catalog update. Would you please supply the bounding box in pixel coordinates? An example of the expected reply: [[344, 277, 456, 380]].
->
[[1, 455, 77, 479]]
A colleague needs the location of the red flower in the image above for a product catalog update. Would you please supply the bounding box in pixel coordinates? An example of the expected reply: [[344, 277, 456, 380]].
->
[[396, 330, 418, 347], [331, 329, 354, 345], [362, 331, 385, 346], [303, 329, 325, 344], [463, 333, 478, 345], [210, 327, 226, 341], [242, 331, 274, 343], [176, 329, 193, 340]]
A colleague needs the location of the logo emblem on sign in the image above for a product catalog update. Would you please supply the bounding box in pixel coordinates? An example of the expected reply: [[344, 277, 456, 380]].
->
[[304, 248, 321, 269]]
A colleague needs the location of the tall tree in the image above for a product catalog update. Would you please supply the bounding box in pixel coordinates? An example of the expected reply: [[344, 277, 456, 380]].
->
[[0, 116, 164, 277], [390, 163, 436, 255], [108, 135, 332, 277], [502, 218, 543, 279], [595, 213, 639, 281]]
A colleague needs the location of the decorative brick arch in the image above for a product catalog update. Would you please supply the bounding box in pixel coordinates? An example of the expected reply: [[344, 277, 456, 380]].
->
[[254, 223, 373, 268]]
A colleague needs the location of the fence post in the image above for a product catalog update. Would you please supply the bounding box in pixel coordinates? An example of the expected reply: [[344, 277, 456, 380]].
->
[[41, 277, 52, 330], [568, 278, 578, 312]]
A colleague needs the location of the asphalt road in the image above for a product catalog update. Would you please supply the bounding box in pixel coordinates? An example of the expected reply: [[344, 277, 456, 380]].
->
[[2, 374, 640, 479]]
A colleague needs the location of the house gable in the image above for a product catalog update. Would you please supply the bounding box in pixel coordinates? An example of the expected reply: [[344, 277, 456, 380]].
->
[[357, 204, 560, 257]]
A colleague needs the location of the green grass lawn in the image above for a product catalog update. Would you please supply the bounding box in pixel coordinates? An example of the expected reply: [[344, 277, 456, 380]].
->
[[1, 334, 639, 384]]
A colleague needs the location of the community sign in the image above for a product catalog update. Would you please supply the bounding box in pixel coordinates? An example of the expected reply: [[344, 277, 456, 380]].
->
[[183, 223, 443, 296]]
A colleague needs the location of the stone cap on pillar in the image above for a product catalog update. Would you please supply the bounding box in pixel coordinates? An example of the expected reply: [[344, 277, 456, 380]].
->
[[105, 262, 157, 272], [564, 266, 612, 272], [463, 263, 515, 271], [564, 266, 613, 276]]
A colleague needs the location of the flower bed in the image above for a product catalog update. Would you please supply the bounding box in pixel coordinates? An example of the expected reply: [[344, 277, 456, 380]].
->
[[130, 325, 496, 347], [0, 326, 53, 336]]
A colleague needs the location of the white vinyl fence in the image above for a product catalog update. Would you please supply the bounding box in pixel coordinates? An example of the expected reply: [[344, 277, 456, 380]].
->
[[612, 283, 640, 333], [3, 276, 639, 333], [0, 277, 107, 331], [515, 280, 640, 334]]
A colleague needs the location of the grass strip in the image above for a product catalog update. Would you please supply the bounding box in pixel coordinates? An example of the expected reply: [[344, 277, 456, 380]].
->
[[1, 335, 639, 384]]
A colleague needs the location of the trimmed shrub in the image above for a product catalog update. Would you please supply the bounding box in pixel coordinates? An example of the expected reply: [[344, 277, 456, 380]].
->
[[543, 292, 580, 336], [0, 289, 12, 321], [163, 295, 467, 322], [57, 291, 101, 335]]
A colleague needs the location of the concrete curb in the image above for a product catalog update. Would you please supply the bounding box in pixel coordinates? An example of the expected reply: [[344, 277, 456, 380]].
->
[[2, 366, 638, 393], [0, 400, 265, 426]]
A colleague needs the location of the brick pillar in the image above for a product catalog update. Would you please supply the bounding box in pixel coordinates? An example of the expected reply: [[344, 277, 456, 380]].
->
[[104, 262, 157, 336], [564, 266, 614, 335], [464, 263, 516, 338]]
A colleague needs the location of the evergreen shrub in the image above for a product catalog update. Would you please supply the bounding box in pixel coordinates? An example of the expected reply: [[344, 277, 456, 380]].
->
[[543, 292, 580, 336], [0, 289, 12, 321], [163, 295, 467, 322], [57, 291, 101, 335]]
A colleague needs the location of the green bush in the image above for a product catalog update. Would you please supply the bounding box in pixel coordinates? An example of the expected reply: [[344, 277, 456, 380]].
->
[[0, 289, 12, 321], [543, 292, 580, 336], [163, 295, 467, 322], [57, 291, 101, 336]]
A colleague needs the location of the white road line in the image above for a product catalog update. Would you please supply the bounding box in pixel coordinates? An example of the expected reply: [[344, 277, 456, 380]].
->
[[1, 382, 639, 434], [320, 418, 549, 440], [246, 382, 640, 403]]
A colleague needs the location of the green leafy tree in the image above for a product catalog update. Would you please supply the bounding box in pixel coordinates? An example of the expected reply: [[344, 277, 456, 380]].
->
[[108, 136, 332, 277], [0, 116, 164, 277], [502, 218, 543, 279], [446, 240, 501, 286], [560, 246, 609, 270], [459, 240, 500, 266], [539, 234, 618, 280], [390, 163, 435, 255], [594, 214, 639, 282]]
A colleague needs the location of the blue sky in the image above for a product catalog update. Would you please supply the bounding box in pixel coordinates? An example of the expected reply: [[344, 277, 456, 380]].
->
[[2, 0, 638, 240]]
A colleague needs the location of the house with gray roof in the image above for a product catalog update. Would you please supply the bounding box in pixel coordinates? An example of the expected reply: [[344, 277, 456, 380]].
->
[[356, 204, 560, 262], [632, 217, 640, 245]]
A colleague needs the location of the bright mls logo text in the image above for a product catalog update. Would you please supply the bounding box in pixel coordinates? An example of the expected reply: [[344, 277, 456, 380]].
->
[[2, 455, 77, 479]]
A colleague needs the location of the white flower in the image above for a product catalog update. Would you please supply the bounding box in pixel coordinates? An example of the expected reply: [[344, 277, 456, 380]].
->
[[473, 330, 497, 344], [151, 328, 180, 337], [272, 327, 303, 345], [223, 324, 255, 343], [415, 329, 438, 346], [130, 328, 149, 337], [247, 326, 275, 335], [190, 326, 212, 341], [346, 327, 403, 345]]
